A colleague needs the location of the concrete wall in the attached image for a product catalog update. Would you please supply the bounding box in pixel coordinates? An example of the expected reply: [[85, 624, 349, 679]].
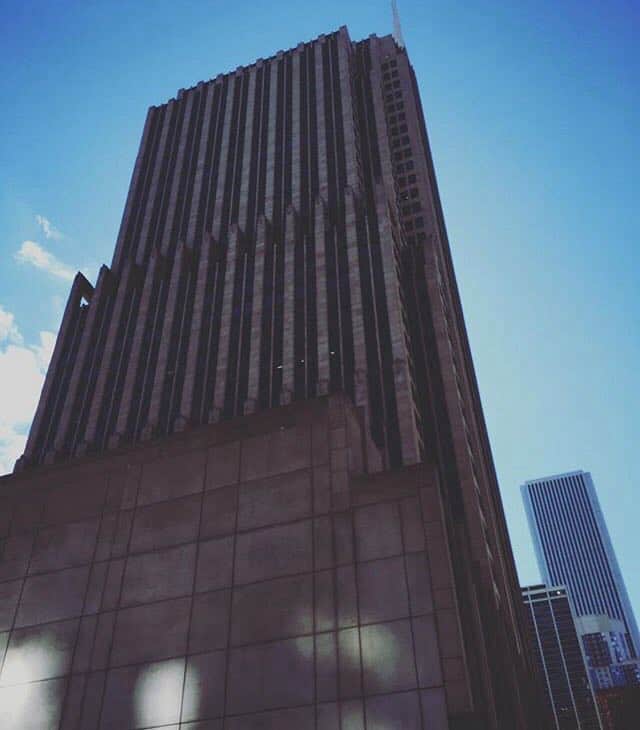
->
[[1, 395, 465, 729]]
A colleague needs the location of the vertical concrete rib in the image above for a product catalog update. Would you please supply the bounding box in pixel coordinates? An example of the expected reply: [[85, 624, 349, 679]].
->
[[375, 183, 420, 465], [211, 226, 239, 420], [290, 47, 302, 211], [336, 29, 359, 194], [111, 251, 159, 446], [314, 38, 329, 202], [185, 82, 216, 246], [82, 261, 135, 448], [52, 265, 111, 456], [344, 187, 367, 405], [314, 197, 330, 393], [111, 106, 155, 272], [211, 76, 236, 239], [281, 204, 297, 403], [21, 273, 91, 463], [246, 215, 266, 411], [264, 61, 279, 222], [177, 233, 214, 428], [134, 101, 175, 266], [159, 91, 195, 256], [238, 66, 257, 230], [145, 241, 187, 435]]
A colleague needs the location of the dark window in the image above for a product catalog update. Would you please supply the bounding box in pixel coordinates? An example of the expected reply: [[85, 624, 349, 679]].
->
[[415, 217, 424, 228], [411, 201, 422, 212], [393, 80, 400, 88], [410, 188, 419, 199], [405, 159, 414, 170], [408, 173, 416, 183]]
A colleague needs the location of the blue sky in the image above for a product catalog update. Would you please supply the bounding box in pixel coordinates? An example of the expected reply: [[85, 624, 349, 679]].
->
[[1, 1, 638, 614]]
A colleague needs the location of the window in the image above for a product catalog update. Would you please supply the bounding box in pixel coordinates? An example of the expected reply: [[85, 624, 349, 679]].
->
[[414, 217, 424, 228], [396, 163, 405, 173], [405, 220, 414, 231], [398, 112, 406, 121], [395, 91, 402, 99], [405, 160, 414, 170], [399, 124, 408, 133], [411, 202, 421, 213], [393, 80, 400, 89], [392, 69, 399, 77], [391, 125, 398, 136], [417, 232, 427, 242], [408, 173, 416, 183], [402, 135, 410, 145], [394, 151, 403, 161], [397, 176, 406, 186], [383, 72, 390, 81], [410, 188, 419, 199], [389, 114, 396, 124]]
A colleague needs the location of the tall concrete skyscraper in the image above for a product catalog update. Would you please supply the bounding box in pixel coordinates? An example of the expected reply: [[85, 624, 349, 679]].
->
[[522, 471, 640, 691], [1, 26, 543, 730], [522, 584, 602, 729]]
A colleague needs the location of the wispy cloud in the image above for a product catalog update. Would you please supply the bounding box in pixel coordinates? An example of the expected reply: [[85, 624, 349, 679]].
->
[[15, 240, 75, 282], [0, 306, 57, 474], [35, 214, 63, 240], [0, 304, 23, 345]]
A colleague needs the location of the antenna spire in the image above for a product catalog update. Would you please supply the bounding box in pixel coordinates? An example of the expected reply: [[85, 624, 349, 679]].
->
[[392, 0, 406, 48]]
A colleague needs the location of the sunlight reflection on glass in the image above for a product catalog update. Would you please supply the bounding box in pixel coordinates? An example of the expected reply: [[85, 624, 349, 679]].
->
[[133, 658, 188, 728]]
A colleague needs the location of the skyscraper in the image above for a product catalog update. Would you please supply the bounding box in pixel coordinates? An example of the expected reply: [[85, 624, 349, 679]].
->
[[1, 24, 542, 729], [522, 470, 640, 690], [522, 584, 602, 729]]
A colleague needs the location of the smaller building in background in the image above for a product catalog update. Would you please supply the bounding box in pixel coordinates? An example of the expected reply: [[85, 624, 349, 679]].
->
[[522, 584, 602, 729], [522, 471, 640, 691]]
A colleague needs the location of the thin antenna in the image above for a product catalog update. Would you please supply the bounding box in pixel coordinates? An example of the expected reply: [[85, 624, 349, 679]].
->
[[392, 0, 406, 48]]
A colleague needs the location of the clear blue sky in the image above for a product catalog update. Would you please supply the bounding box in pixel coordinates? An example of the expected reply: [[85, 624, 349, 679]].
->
[[1, 1, 638, 615]]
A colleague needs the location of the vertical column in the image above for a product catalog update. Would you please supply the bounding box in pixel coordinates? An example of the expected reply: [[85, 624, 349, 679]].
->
[[336, 29, 360, 194], [374, 182, 420, 465], [21, 273, 92, 463], [112, 106, 155, 272], [176, 233, 214, 429], [52, 265, 112, 456], [238, 66, 257, 231], [291, 47, 302, 211], [314, 38, 329, 201], [246, 215, 267, 411], [264, 60, 279, 222], [281, 205, 296, 404], [211, 226, 239, 420], [314, 197, 330, 394], [134, 101, 175, 265], [185, 82, 216, 246], [111, 252, 159, 446], [144, 241, 187, 436], [159, 90, 195, 255], [82, 261, 136, 449], [344, 187, 367, 406], [211, 76, 237, 239]]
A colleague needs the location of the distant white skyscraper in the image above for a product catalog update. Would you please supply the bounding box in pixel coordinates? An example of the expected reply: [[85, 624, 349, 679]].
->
[[522, 470, 640, 690]]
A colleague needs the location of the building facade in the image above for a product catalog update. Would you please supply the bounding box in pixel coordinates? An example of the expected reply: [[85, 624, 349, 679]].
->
[[522, 471, 640, 691], [2, 25, 543, 729], [522, 584, 602, 729]]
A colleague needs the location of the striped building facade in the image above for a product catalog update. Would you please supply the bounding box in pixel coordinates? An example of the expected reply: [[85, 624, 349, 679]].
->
[[10, 26, 542, 727], [522, 471, 640, 691]]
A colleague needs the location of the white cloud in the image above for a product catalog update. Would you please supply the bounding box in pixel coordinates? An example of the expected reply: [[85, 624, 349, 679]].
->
[[0, 308, 57, 475], [15, 240, 75, 282], [0, 305, 23, 345], [35, 214, 63, 240]]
